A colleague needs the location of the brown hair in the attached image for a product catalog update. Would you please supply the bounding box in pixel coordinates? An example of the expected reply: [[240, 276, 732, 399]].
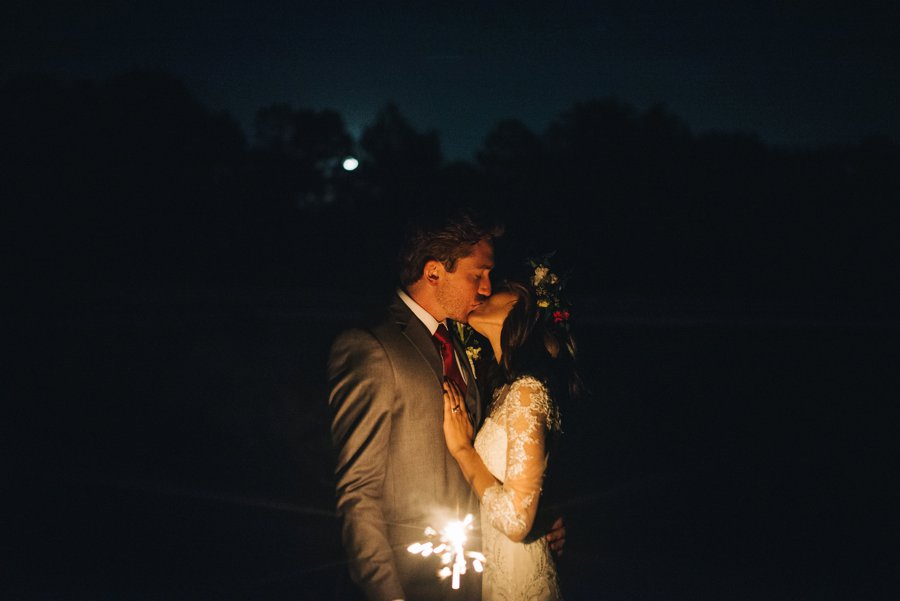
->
[[493, 280, 584, 404], [398, 211, 504, 287]]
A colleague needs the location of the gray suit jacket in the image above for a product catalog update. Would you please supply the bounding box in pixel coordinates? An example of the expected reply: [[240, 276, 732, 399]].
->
[[328, 293, 483, 601]]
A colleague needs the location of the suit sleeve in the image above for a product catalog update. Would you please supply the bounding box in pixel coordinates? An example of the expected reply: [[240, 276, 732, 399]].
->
[[327, 328, 404, 601]]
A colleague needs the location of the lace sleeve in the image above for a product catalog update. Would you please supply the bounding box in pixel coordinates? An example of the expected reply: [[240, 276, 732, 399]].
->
[[481, 377, 560, 542]]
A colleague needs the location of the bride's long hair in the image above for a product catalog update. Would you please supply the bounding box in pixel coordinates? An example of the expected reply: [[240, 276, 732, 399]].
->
[[485, 280, 585, 410]]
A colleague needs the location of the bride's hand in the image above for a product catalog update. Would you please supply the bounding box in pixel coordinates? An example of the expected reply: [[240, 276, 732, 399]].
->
[[442, 379, 474, 458]]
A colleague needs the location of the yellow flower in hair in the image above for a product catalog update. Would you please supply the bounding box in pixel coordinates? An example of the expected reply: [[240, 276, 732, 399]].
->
[[528, 253, 572, 330]]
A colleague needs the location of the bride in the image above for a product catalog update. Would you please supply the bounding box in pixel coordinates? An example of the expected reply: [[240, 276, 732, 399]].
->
[[443, 272, 583, 601]]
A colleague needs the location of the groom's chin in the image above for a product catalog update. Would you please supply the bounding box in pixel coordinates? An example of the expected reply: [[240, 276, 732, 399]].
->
[[451, 311, 471, 324]]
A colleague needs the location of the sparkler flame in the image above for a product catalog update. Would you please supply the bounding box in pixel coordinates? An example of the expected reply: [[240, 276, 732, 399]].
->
[[407, 513, 484, 590]]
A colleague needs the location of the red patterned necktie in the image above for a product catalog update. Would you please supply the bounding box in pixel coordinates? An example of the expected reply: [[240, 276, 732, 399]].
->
[[433, 324, 467, 398]]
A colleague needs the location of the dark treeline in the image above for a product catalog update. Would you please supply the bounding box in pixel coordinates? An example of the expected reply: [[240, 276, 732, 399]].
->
[[4, 69, 899, 303]]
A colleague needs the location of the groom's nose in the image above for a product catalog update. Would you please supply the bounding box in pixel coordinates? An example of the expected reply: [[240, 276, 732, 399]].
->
[[478, 275, 492, 297]]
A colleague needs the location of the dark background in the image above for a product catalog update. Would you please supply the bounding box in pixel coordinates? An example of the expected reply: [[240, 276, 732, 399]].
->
[[5, 1, 900, 599]]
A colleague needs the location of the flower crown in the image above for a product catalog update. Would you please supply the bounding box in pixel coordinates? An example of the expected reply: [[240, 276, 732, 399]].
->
[[528, 253, 571, 329]]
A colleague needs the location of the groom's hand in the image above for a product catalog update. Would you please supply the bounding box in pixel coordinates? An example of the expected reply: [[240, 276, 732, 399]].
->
[[546, 516, 566, 557]]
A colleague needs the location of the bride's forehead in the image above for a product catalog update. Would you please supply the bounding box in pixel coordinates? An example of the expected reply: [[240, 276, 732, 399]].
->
[[490, 291, 517, 305]]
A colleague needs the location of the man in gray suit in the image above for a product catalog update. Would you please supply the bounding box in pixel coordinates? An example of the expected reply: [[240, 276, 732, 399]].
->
[[328, 213, 563, 601]]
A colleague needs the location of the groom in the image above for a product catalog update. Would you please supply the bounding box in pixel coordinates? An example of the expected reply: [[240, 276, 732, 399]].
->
[[327, 212, 565, 601]]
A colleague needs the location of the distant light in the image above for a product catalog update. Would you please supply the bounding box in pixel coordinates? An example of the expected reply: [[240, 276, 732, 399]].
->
[[342, 157, 359, 171]]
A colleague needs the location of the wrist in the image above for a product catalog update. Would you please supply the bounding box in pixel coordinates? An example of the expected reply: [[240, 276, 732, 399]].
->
[[452, 445, 476, 462]]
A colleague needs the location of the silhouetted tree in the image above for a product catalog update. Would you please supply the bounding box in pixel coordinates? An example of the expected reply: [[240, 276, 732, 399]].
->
[[3, 70, 247, 288], [358, 103, 442, 208], [252, 104, 352, 206]]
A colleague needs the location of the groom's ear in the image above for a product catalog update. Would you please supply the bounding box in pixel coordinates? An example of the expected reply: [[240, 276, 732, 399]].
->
[[424, 260, 443, 284]]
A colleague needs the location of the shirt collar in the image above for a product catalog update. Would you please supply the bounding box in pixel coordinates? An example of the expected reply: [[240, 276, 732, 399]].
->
[[397, 288, 446, 336]]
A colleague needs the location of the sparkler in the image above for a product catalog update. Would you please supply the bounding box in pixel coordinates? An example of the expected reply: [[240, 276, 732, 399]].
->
[[407, 513, 486, 590]]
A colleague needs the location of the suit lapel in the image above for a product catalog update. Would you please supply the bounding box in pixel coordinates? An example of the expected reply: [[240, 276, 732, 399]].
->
[[389, 295, 443, 385]]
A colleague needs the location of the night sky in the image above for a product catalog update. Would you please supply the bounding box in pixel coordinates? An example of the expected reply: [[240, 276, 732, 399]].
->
[[5, 0, 899, 159]]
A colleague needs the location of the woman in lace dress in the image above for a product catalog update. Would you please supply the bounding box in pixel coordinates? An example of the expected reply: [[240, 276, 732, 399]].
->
[[443, 278, 583, 601]]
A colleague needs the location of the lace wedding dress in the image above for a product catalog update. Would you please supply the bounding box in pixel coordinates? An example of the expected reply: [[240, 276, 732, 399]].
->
[[474, 376, 563, 601]]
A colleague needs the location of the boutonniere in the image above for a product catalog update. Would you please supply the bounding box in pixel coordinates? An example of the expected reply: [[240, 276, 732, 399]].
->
[[454, 321, 482, 378]]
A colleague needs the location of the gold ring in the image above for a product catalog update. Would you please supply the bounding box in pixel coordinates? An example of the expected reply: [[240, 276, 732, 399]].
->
[[452, 406, 460, 414]]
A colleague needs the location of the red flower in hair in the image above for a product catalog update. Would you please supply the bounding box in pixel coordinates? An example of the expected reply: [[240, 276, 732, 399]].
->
[[552, 310, 570, 324]]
